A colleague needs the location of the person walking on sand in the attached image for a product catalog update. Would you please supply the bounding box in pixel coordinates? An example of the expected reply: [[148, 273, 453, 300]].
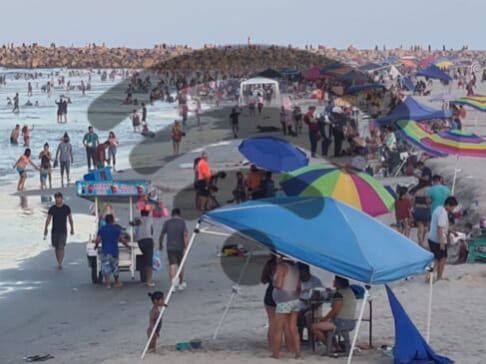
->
[[82, 126, 99, 171], [107, 131, 118, 171], [39, 142, 52, 190], [43, 192, 74, 270], [171, 120, 183, 155], [130, 109, 141, 132], [55, 132, 73, 187], [159, 208, 188, 291], [133, 207, 155, 287], [13, 148, 39, 191], [94, 214, 130, 288], [427, 196, 458, 281], [230, 105, 241, 138]]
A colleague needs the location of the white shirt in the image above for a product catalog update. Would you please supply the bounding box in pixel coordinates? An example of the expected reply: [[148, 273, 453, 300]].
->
[[428, 206, 449, 243]]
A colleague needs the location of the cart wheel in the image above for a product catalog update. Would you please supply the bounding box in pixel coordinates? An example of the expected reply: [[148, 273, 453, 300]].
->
[[89, 257, 101, 284]]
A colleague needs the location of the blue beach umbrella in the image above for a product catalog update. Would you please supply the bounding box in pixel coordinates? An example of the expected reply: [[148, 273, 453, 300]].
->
[[238, 137, 309, 172]]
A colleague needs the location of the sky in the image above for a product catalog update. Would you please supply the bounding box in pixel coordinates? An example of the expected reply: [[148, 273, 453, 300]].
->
[[1, 0, 484, 50]]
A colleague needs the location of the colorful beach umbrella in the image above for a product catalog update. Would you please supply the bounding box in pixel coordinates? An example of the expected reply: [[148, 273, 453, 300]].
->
[[451, 95, 486, 112], [422, 129, 486, 158], [279, 164, 395, 217], [395, 120, 448, 157]]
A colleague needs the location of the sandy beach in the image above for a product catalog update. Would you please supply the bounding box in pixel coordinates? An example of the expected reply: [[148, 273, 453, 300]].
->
[[1, 74, 486, 364]]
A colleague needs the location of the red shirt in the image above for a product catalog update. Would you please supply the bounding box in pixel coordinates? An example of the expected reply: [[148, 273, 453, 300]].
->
[[395, 198, 412, 220], [303, 111, 319, 131]]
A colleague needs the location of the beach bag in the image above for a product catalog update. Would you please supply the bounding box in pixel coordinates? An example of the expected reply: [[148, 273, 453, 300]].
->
[[153, 250, 163, 272]]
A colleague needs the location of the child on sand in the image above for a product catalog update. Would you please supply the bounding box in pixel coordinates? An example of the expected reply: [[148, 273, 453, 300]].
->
[[147, 291, 167, 352], [395, 186, 412, 237], [13, 148, 39, 191]]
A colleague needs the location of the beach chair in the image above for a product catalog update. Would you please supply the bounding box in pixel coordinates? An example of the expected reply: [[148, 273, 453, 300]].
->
[[467, 237, 486, 263]]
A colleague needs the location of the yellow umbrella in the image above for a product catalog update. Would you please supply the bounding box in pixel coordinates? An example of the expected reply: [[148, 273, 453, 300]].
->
[[435, 60, 454, 69]]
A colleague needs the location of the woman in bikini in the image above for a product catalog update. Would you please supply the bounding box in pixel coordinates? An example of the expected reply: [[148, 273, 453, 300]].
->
[[38, 143, 52, 189]]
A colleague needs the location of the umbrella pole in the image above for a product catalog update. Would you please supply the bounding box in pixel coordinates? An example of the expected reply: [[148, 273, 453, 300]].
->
[[212, 249, 253, 340], [141, 223, 201, 359], [347, 289, 368, 364], [451, 155, 459, 195], [426, 266, 434, 343]]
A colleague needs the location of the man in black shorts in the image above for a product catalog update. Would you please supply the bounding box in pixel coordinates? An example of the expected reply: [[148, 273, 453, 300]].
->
[[43, 192, 74, 269], [159, 208, 188, 291]]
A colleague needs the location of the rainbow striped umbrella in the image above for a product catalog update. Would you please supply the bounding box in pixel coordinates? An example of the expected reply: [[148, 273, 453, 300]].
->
[[279, 164, 395, 217], [422, 129, 486, 158], [451, 95, 486, 112], [395, 120, 448, 157]]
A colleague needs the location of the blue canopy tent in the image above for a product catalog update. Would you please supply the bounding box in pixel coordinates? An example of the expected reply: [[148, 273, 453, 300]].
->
[[345, 83, 385, 94], [416, 65, 452, 82], [143, 197, 435, 362], [360, 62, 382, 72], [377, 97, 452, 126], [386, 286, 454, 364], [337, 70, 371, 84]]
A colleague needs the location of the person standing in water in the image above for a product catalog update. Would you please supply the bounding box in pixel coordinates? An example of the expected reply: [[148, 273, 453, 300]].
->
[[12, 92, 19, 113], [55, 132, 73, 187], [39, 143, 53, 190], [10, 124, 20, 144], [27, 82, 32, 97], [21, 125, 33, 147], [107, 131, 118, 171], [13, 148, 39, 191]]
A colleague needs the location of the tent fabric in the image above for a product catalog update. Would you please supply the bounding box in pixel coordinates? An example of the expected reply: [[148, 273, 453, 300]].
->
[[302, 66, 328, 80], [239, 77, 280, 105], [257, 68, 282, 79], [238, 137, 309, 172], [416, 65, 452, 82], [395, 121, 448, 157], [402, 77, 414, 91], [386, 286, 454, 364], [336, 70, 371, 83], [202, 197, 434, 284], [360, 63, 382, 72], [451, 95, 486, 112], [377, 97, 451, 125], [345, 83, 385, 94]]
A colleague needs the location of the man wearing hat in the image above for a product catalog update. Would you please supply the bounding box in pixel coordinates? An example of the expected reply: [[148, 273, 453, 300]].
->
[[43, 192, 74, 270]]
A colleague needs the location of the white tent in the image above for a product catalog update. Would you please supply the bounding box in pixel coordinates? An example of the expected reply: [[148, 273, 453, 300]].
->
[[239, 77, 281, 106]]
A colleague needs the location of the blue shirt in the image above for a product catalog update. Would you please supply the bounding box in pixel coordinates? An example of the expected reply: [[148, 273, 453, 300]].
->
[[98, 224, 122, 257], [427, 185, 450, 213]]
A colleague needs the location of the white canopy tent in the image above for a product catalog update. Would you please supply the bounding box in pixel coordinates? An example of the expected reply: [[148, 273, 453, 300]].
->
[[239, 77, 281, 106]]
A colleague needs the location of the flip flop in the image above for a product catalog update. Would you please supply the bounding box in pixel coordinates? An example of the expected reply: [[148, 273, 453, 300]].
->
[[24, 354, 54, 362]]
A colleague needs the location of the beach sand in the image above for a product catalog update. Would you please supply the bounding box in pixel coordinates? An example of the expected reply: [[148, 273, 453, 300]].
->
[[2, 87, 486, 364]]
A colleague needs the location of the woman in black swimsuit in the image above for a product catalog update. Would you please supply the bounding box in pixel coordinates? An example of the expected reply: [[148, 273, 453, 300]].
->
[[261, 254, 277, 350], [412, 185, 431, 248]]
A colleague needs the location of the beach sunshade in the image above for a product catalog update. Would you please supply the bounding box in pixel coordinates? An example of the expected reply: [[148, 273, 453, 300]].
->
[[377, 96, 451, 126], [401, 59, 417, 69], [451, 95, 486, 112], [401, 77, 414, 91], [202, 197, 434, 284], [422, 129, 486, 158], [238, 136, 309, 172], [416, 64, 452, 82], [386, 286, 454, 364], [257, 68, 282, 79], [336, 70, 370, 83], [435, 60, 454, 69], [279, 164, 395, 217], [345, 83, 385, 94], [429, 93, 455, 102], [302, 66, 328, 80], [395, 121, 448, 157]]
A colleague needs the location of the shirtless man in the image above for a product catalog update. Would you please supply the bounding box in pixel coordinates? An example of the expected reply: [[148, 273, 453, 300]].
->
[[10, 124, 20, 144]]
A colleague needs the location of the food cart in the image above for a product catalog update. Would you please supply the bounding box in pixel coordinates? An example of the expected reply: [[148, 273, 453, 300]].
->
[[75, 168, 150, 284]]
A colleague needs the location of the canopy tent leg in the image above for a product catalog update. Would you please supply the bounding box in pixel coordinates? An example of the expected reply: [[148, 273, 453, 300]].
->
[[212, 249, 254, 340], [451, 155, 460, 195], [426, 267, 434, 343], [141, 223, 201, 359], [129, 196, 135, 279], [347, 289, 368, 364]]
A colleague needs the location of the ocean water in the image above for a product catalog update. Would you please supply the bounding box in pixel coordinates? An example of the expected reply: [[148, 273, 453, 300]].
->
[[0, 69, 181, 273]]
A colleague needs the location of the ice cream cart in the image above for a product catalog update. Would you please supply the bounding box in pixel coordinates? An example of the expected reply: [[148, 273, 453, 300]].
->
[[75, 168, 150, 283]]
